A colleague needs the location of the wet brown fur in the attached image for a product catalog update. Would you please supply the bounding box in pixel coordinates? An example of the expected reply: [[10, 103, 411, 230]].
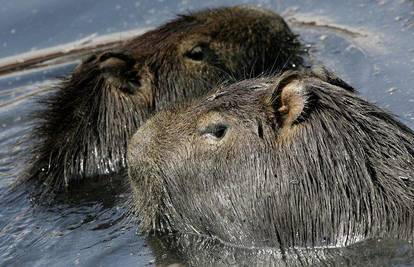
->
[[128, 67, 414, 254], [22, 6, 303, 196]]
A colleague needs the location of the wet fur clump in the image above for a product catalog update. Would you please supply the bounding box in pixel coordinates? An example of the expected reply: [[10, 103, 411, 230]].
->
[[26, 60, 148, 191], [21, 6, 304, 195], [128, 67, 414, 252]]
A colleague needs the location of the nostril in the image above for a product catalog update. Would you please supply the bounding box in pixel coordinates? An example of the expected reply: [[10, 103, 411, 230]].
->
[[90, 51, 143, 94], [119, 70, 142, 94], [127, 70, 141, 85]]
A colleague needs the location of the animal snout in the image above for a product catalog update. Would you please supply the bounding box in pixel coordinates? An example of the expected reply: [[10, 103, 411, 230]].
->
[[127, 121, 158, 173], [79, 51, 143, 94], [97, 51, 135, 70], [80, 51, 136, 71]]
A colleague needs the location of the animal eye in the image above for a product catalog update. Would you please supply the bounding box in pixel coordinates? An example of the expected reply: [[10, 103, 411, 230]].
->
[[185, 45, 205, 61], [200, 123, 228, 140]]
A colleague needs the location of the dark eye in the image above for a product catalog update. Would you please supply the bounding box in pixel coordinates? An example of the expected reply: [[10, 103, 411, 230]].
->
[[185, 45, 206, 61], [200, 123, 228, 140]]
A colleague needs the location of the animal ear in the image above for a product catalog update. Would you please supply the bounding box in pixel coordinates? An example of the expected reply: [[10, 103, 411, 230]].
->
[[270, 72, 309, 128]]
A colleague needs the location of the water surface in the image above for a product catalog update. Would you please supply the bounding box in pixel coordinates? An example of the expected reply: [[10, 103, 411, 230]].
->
[[1, 0, 413, 266]]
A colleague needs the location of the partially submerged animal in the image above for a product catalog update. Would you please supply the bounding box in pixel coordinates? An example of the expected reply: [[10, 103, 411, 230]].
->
[[22, 6, 303, 194], [128, 67, 414, 263]]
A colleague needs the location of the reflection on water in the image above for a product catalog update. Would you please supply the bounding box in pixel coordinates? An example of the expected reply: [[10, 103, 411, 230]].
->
[[151, 234, 414, 266], [0, 0, 413, 266], [0, 191, 154, 267]]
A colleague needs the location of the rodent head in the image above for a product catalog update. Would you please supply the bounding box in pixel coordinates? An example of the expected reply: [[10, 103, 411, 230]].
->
[[128, 67, 414, 248], [125, 5, 302, 108], [28, 6, 303, 192], [27, 7, 301, 192]]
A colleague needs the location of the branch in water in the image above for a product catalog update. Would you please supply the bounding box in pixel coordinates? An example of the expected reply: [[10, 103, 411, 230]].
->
[[0, 28, 150, 77]]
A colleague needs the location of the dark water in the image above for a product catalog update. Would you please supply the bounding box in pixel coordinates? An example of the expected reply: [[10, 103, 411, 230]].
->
[[0, 0, 413, 266]]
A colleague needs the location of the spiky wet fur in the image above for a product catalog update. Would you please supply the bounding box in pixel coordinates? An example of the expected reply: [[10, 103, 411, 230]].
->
[[128, 69, 414, 252], [20, 6, 304, 195], [23, 64, 148, 195]]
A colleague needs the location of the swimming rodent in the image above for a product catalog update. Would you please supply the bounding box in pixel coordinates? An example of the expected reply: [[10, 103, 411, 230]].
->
[[22, 6, 303, 195], [128, 67, 414, 260]]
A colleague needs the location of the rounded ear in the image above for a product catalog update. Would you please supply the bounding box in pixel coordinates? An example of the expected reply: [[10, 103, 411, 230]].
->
[[270, 72, 309, 128], [310, 65, 355, 92], [269, 67, 352, 128]]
